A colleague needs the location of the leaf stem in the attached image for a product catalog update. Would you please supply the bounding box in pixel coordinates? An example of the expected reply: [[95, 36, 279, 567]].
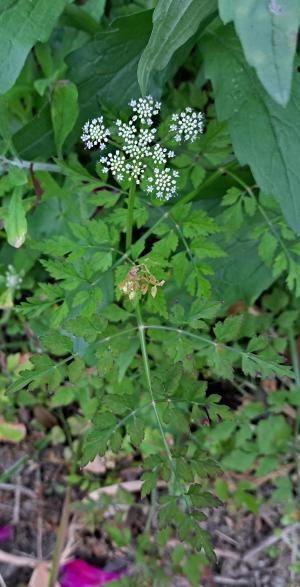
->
[[126, 178, 137, 251]]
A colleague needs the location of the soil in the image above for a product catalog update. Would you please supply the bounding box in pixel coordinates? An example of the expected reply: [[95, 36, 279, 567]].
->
[[0, 440, 299, 587]]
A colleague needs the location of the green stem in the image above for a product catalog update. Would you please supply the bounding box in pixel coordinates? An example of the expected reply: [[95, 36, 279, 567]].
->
[[136, 303, 173, 466], [126, 178, 137, 251]]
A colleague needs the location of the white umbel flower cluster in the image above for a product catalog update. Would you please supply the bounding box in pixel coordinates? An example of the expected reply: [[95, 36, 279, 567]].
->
[[169, 107, 204, 143], [100, 151, 130, 182], [130, 96, 161, 125], [6, 265, 22, 290], [81, 97, 205, 200], [152, 144, 175, 166], [147, 168, 179, 200], [81, 116, 110, 150]]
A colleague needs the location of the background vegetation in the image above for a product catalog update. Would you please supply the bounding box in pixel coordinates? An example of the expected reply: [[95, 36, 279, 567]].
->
[[1, 1, 300, 586]]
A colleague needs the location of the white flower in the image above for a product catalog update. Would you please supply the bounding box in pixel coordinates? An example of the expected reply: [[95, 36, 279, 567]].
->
[[116, 120, 137, 144], [6, 265, 22, 289], [130, 96, 161, 126], [81, 116, 110, 150], [151, 145, 176, 165], [169, 107, 204, 143], [151, 144, 168, 165], [129, 159, 147, 184], [100, 151, 129, 181], [147, 168, 178, 201]]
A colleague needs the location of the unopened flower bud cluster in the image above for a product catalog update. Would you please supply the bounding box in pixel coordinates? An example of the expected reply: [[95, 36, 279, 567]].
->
[[82, 96, 204, 201], [119, 263, 165, 300]]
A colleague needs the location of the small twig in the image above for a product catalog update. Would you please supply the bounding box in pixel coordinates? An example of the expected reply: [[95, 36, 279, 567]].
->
[[215, 530, 239, 547], [12, 475, 21, 525], [0, 572, 7, 587], [213, 578, 248, 586], [243, 523, 300, 564], [0, 156, 60, 173], [0, 550, 37, 568], [215, 548, 240, 561], [0, 483, 35, 498]]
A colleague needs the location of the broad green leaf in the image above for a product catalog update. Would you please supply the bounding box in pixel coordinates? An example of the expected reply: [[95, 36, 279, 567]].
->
[[14, 11, 152, 158], [0, 0, 70, 95], [4, 188, 27, 248], [218, 0, 300, 105], [51, 81, 79, 155], [201, 27, 300, 233], [208, 214, 274, 308], [138, 0, 217, 95], [83, 0, 106, 20], [67, 11, 153, 120]]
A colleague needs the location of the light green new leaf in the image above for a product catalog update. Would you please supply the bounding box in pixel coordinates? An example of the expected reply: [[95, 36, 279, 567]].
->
[[201, 27, 300, 234], [4, 188, 27, 248], [0, 422, 26, 443], [138, 0, 217, 95], [0, 0, 70, 95], [51, 82, 79, 155], [218, 0, 300, 106]]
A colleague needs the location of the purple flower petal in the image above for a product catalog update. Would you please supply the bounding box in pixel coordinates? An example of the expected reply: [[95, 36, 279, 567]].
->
[[0, 526, 12, 542], [60, 559, 124, 587]]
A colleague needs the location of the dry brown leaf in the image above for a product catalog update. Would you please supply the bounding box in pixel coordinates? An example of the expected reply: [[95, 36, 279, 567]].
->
[[34, 406, 57, 429], [28, 562, 60, 587], [89, 479, 166, 501], [83, 455, 106, 474]]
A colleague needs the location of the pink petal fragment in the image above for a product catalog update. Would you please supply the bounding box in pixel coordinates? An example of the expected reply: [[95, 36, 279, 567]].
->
[[0, 525, 12, 542], [60, 559, 124, 587]]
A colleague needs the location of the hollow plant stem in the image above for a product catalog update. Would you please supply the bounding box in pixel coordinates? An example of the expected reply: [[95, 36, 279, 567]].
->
[[126, 178, 137, 251]]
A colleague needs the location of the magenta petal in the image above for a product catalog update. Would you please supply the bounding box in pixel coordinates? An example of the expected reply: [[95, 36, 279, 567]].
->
[[0, 526, 12, 542], [60, 559, 124, 587]]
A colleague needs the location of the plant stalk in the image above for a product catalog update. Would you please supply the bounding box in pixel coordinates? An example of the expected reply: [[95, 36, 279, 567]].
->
[[126, 178, 137, 251]]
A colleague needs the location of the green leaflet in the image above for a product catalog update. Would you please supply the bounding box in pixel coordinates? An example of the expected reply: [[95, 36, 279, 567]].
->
[[218, 0, 300, 106], [138, 0, 217, 95], [4, 188, 27, 248], [51, 81, 79, 156], [201, 26, 300, 234], [0, 0, 70, 95]]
